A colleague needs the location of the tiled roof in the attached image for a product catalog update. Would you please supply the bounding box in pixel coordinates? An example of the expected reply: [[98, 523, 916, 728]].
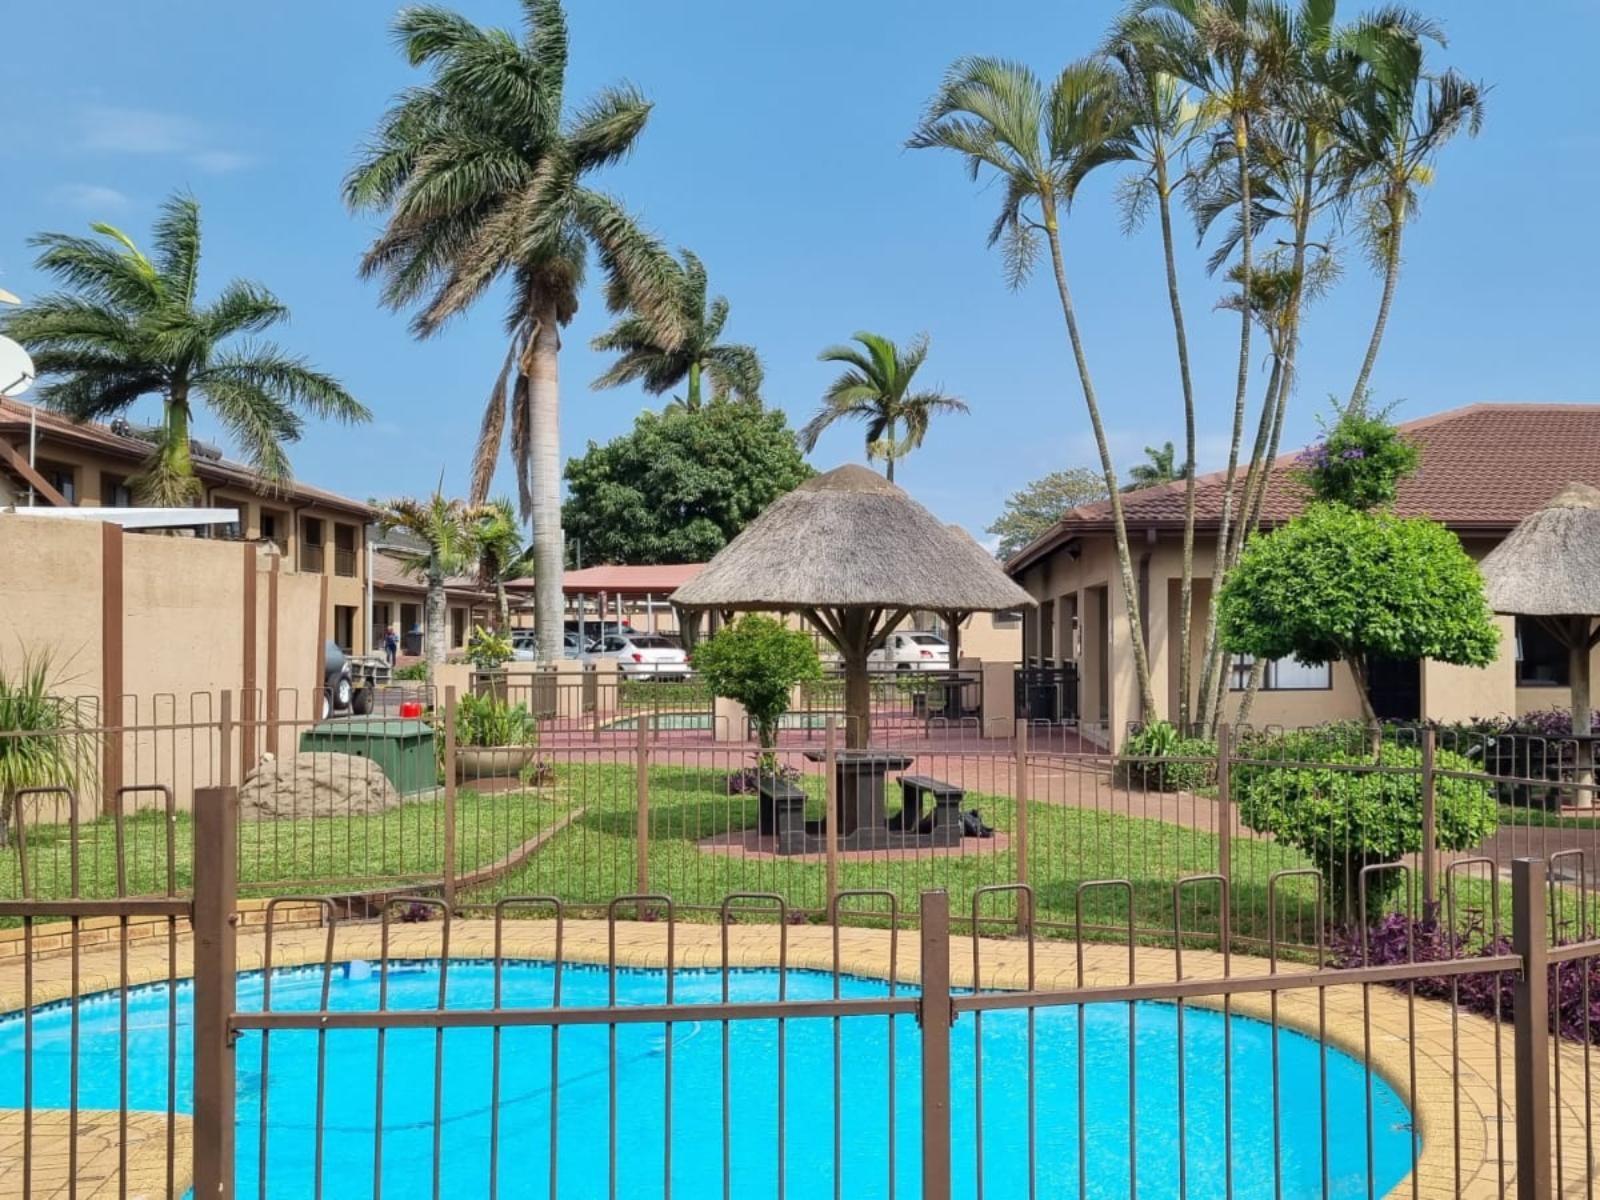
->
[[1009, 403, 1600, 571], [505, 562, 704, 596], [0, 398, 374, 517]]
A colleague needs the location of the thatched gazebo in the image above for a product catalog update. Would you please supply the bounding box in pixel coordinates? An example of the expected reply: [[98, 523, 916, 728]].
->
[[1480, 482, 1600, 801], [671, 464, 1033, 748]]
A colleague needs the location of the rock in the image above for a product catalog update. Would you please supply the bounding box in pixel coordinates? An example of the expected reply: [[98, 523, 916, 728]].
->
[[240, 752, 401, 820]]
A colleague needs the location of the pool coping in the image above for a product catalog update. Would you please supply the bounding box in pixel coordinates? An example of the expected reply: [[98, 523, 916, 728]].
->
[[0, 918, 1584, 1198]]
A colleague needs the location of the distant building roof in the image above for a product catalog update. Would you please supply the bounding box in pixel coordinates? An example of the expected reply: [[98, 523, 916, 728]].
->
[[506, 562, 704, 597], [1008, 403, 1600, 573], [370, 547, 488, 599], [0, 398, 374, 518]]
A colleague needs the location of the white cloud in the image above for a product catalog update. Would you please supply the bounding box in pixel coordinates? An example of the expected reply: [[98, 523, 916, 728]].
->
[[76, 105, 253, 173], [53, 183, 130, 213]]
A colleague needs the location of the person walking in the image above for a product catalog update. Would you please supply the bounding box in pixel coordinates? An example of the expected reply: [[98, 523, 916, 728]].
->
[[384, 625, 399, 669]]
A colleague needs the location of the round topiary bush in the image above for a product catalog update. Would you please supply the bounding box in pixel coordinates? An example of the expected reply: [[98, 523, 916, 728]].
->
[[1231, 729, 1498, 919]]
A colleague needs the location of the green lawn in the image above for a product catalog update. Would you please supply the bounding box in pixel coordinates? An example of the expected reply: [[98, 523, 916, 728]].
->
[[0, 790, 564, 916]]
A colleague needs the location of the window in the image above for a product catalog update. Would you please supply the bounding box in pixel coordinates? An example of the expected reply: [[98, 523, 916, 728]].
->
[[993, 608, 1023, 628], [334, 605, 356, 653], [300, 517, 324, 572], [1516, 616, 1570, 687], [259, 508, 288, 555], [101, 473, 134, 507], [1230, 654, 1332, 691], [333, 524, 358, 577], [36, 460, 76, 504]]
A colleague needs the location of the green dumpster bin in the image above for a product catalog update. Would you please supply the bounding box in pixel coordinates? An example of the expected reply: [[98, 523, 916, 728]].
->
[[297, 718, 437, 796]]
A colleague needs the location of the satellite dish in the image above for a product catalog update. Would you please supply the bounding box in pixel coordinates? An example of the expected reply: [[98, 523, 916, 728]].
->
[[0, 336, 35, 398]]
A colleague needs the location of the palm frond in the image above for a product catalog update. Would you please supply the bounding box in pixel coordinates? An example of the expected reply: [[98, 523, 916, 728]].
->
[[151, 193, 203, 307]]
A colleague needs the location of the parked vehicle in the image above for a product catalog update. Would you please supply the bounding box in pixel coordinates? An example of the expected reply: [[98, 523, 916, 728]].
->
[[869, 630, 951, 671], [565, 619, 634, 645], [322, 641, 381, 717], [511, 630, 595, 661], [598, 633, 690, 679]]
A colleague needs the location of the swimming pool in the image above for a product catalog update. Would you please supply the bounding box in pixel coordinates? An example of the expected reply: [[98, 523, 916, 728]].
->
[[0, 962, 1415, 1199]]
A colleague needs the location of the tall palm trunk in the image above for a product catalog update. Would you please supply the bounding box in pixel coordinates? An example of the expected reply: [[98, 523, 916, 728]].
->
[[143, 390, 200, 506], [884, 418, 897, 483], [687, 360, 702, 411], [1043, 213, 1156, 724], [1155, 157, 1199, 732], [528, 300, 565, 663], [1196, 111, 1255, 736], [425, 570, 448, 665], [1347, 191, 1406, 414], [496, 580, 510, 635]]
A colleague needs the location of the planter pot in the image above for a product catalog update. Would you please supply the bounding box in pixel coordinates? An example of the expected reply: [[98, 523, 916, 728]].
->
[[456, 744, 538, 782]]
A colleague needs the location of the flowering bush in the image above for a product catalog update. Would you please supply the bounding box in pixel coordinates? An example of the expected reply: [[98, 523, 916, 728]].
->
[[1335, 911, 1600, 1044], [1296, 404, 1419, 510]]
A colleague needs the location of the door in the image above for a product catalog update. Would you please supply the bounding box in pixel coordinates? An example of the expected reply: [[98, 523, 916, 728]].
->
[[1365, 655, 1421, 723]]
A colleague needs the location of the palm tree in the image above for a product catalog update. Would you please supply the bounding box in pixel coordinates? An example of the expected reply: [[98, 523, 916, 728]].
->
[[374, 492, 486, 665], [0, 194, 367, 504], [1335, 14, 1484, 411], [1081, 27, 1204, 726], [1126, 441, 1183, 490], [591, 248, 763, 409], [473, 498, 536, 634], [800, 332, 967, 483], [909, 56, 1162, 722], [345, 0, 680, 664]]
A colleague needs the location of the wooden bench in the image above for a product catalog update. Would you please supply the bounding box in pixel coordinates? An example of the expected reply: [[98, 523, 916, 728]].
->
[[756, 773, 809, 849], [897, 774, 965, 846]]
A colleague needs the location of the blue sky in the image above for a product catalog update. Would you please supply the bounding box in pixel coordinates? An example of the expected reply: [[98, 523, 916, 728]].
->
[[2, 1, 1596, 544]]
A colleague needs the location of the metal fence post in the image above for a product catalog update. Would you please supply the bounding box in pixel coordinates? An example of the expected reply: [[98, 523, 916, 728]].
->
[[218, 688, 234, 789], [1512, 857, 1552, 1200], [1216, 722, 1232, 888], [636, 713, 651, 896], [919, 889, 952, 1200], [1421, 727, 1438, 913], [824, 717, 840, 912], [443, 686, 458, 905], [1013, 718, 1031, 934], [193, 784, 239, 1199]]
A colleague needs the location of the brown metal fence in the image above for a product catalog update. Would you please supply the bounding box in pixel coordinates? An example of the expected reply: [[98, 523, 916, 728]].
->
[[9, 691, 1600, 1194]]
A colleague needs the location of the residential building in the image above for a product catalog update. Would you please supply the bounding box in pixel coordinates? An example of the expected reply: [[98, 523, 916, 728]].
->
[[0, 397, 376, 655], [1004, 403, 1600, 748]]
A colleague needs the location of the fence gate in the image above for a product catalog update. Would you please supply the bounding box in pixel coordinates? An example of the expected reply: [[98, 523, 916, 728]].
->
[[1014, 662, 1077, 722]]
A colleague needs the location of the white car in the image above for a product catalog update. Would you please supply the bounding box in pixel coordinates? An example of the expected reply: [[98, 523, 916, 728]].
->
[[599, 633, 691, 679], [870, 631, 951, 671]]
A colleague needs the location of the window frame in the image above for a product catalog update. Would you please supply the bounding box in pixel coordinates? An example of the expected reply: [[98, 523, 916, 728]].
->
[[1515, 615, 1571, 688], [1229, 654, 1334, 692]]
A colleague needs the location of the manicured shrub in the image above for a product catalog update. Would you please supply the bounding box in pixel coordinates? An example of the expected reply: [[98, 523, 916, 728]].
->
[[455, 693, 537, 748], [1231, 729, 1498, 915], [693, 615, 822, 762], [1116, 721, 1216, 793]]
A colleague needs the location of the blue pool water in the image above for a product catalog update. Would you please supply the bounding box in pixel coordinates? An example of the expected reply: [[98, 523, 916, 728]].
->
[[0, 963, 1414, 1199]]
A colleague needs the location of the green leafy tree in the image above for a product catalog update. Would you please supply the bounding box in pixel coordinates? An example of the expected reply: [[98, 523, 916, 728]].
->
[[987, 468, 1108, 561], [910, 56, 1160, 722], [1232, 728, 1497, 917], [801, 332, 966, 483], [345, 0, 680, 663], [2, 194, 367, 503], [1334, 14, 1485, 410], [1219, 502, 1500, 732], [692, 615, 822, 764], [591, 249, 762, 410], [374, 492, 488, 665], [563, 403, 812, 564]]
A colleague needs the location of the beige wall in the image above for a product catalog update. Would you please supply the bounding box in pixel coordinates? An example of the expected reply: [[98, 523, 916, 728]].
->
[[1018, 527, 1532, 747], [0, 517, 331, 810]]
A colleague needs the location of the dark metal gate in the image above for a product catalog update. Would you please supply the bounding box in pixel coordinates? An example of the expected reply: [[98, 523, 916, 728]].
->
[[1014, 662, 1078, 721]]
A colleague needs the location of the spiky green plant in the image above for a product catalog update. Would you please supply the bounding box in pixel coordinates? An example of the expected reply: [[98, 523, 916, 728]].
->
[[0, 194, 368, 504], [374, 492, 489, 666], [591, 248, 763, 410], [472, 499, 536, 633], [0, 651, 95, 850], [801, 332, 966, 483], [345, 0, 682, 664]]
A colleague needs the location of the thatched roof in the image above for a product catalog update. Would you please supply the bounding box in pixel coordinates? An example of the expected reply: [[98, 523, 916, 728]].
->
[[670, 464, 1034, 613], [1480, 482, 1600, 616]]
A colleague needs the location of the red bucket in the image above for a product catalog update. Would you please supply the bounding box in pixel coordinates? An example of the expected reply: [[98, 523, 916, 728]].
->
[[399, 700, 423, 719]]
